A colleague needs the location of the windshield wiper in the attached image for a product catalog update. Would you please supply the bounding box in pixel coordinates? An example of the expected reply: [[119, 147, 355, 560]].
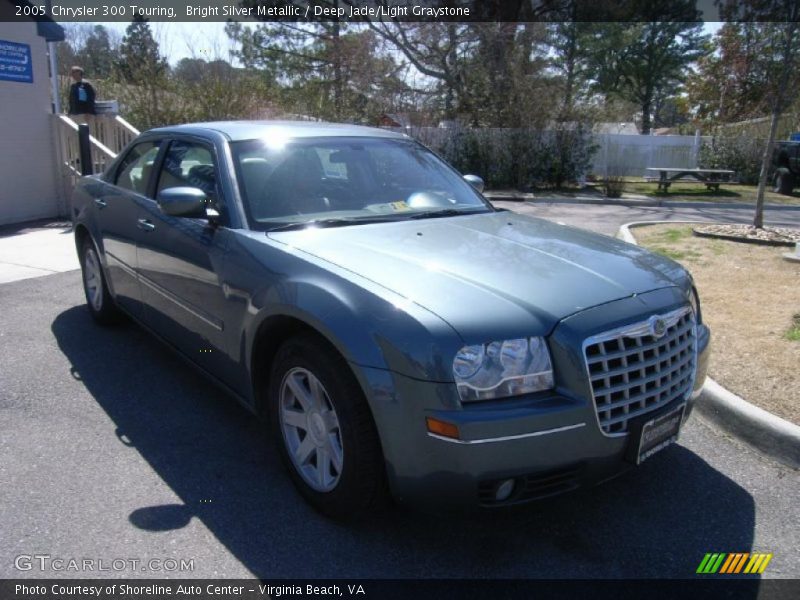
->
[[408, 208, 488, 220], [265, 216, 401, 233]]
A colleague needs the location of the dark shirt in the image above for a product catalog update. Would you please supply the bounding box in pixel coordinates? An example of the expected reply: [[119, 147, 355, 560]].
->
[[68, 81, 96, 115]]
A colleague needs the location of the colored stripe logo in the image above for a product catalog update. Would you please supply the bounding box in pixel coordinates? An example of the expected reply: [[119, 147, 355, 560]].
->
[[696, 552, 773, 574]]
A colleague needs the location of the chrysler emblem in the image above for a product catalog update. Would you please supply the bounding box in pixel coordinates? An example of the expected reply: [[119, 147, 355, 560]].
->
[[650, 316, 667, 339]]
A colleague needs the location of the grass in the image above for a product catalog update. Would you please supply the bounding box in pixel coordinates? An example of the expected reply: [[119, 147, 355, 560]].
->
[[634, 224, 800, 424], [787, 315, 800, 342], [599, 179, 800, 204], [649, 247, 702, 261], [638, 226, 722, 262], [626, 181, 743, 198]]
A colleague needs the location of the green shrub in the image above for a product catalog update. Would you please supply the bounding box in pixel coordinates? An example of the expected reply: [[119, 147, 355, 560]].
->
[[602, 175, 626, 198], [699, 136, 764, 185]]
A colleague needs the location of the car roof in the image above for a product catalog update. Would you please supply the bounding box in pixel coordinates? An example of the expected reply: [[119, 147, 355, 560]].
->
[[147, 120, 409, 142]]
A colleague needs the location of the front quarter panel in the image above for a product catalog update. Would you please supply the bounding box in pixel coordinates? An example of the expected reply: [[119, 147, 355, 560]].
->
[[71, 176, 106, 249], [222, 231, 465, 398]]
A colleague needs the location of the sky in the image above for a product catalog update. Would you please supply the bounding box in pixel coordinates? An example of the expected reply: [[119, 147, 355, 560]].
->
[[96, 21, 726, 67], [100, 22, 239, 65]]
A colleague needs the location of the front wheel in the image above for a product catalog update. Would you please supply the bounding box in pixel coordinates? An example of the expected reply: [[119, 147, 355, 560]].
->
[[773, 168, 795, 195], [269, 333, 386, 519], [80, 238, 121, 325]]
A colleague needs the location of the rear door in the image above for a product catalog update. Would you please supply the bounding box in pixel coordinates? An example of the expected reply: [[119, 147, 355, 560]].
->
[[97, 140, 162, 316], [135, 137, 236, 383]]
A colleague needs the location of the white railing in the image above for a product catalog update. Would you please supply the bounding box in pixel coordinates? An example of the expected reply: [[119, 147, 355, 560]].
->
[[92, 114, 140, 156], [52, 114, 140, 215]]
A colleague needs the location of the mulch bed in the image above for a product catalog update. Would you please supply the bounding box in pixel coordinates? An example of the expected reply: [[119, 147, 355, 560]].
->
[[693, 224, 800, 247]]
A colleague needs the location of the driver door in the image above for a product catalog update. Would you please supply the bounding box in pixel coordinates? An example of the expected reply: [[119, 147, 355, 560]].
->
[[97, 140, 162, 317], [135, 138, 234, 381]]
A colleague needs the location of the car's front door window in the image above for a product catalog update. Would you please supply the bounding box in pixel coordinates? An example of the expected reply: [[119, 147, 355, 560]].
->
[[156, 141, 224, 218], [115, 142, 161, 196]]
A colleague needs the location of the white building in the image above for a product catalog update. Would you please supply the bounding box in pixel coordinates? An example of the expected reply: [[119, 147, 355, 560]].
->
[[0, 1, 64, 225]]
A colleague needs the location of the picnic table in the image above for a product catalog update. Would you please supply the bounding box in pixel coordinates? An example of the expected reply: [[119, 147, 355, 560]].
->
[[645, 168, 737, 192]]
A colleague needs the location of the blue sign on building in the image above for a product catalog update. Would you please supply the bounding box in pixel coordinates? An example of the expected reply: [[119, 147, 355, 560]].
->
[[0, 40, 33, 84]]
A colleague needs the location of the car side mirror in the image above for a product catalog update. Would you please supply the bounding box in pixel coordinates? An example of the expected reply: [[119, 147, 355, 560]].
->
[[157, 187, 209, 219], [463, 174, 485, 193]]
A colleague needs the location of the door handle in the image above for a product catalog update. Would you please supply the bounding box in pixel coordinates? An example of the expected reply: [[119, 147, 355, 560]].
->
[[94, 198, 107, 209], [137, 218, 155, 232]]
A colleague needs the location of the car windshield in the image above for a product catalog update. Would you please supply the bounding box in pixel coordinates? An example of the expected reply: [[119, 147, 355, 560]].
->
[[230, 136, 491, 230]]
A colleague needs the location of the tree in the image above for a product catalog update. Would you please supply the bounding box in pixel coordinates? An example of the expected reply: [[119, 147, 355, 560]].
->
[[458, 23, 554, 127], [586, 5, 708, 134], [715, 2, 800, 227], [115, 15, 172, 129], [687, 23, 776, 125], [174, 56, 265, 122], [81, 25, 117, 79], [58, 23, 91, 73], [367, 21, 479, 121], [116, 15, 167, 84], [228, 16, 406, 122], [173, 58, 207, 85], [549, 21, 596, 118], [651, 93, 691, 129]]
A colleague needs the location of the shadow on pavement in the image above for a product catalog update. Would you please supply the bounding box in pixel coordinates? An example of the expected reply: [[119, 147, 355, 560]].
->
[[52, 305, 758, 581]]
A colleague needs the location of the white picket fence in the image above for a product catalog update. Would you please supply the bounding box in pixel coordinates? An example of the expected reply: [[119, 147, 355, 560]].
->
[[592, 133, 711, 178], [396, 126, 711, 179]]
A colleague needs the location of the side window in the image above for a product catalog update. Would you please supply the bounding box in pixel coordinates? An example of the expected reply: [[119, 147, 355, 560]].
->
[[156, 141, 221, 211], [115, 142, 161, 195]]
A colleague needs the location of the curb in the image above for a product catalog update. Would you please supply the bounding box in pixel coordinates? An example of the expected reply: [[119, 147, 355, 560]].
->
[[618, 220, 800, 470], [692, 228, 797, 247], [698, 380, 800, 469], [486, 194, 800, 211]]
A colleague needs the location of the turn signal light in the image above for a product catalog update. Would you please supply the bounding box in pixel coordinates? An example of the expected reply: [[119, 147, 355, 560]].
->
[[426, 417, 460, 439]]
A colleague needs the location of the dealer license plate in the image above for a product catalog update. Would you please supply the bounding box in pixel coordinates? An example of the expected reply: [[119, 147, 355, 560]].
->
[[633, 404, 686, 464]]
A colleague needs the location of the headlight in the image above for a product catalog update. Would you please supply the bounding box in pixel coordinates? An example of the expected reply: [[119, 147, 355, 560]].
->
[[453, 337, 554, 402], [688, 286, 702, 322]]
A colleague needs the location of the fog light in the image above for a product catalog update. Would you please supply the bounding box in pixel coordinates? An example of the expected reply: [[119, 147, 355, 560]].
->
[[495, 478, 515, 502]]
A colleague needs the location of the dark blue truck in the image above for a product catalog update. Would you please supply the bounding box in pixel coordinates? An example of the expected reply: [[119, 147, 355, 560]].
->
[[773, 137, 800, 195]]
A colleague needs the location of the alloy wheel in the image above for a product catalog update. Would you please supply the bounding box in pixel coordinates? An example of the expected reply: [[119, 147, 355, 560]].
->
[[279, 367, 344, 492], [83, 247, 103, 311]]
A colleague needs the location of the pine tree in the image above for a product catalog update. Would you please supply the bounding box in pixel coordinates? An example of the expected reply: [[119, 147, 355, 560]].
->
[[116, 14, 167, 85], [115, 14, 171, 129], [82, 25, 115, 79], [585, 1, 709, 134]]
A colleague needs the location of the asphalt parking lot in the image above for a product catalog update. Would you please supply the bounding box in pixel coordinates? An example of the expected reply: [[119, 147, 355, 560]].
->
[[1, 203, 798, 580]]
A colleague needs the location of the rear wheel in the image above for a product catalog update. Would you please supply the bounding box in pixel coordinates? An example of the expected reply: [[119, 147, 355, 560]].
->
[[773, 167, 795, 195], [269, 333, 385, 519], [80, 238, 121, 325]]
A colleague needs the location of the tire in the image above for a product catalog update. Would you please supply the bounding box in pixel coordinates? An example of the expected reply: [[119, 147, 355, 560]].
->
[[773, 168, 795, 195], [79, 237, 121, 325], [269, 333, 386, 519]]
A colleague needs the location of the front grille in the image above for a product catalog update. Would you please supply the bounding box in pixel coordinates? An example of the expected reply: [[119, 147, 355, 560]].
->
[[583, 307, 697, 435]]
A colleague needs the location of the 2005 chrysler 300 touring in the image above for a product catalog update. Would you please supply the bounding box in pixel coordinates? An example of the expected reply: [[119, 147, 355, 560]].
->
[[72, 121, 710, 517]]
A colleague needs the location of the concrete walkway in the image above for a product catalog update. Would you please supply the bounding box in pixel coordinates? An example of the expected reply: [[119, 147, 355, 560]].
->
[[0, 226, 78, 284]]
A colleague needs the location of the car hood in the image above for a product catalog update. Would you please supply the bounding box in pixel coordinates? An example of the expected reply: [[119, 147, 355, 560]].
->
[[268, 211, 689, 341]]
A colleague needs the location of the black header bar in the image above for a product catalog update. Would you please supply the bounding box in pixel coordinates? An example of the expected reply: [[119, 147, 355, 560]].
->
[[3, 579, 800, 600], [3, 0, 800, 23]]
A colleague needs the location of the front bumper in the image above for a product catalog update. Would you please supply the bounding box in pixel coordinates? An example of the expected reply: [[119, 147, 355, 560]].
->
[[359, 287, 711, 510]]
